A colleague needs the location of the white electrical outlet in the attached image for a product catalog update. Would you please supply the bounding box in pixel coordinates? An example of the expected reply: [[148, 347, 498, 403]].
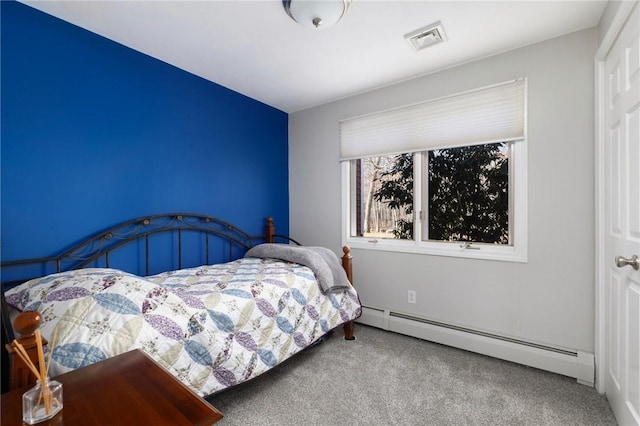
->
[[408, 290, 416, 304]]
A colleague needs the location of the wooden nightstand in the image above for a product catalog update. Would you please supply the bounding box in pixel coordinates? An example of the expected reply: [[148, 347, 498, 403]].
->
[[1, 349, 223, 425]]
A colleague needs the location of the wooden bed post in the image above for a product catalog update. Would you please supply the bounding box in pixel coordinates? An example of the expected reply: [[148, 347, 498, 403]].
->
[[342, 246, 356, 341], [5, 311, 47, 390], [341, 246, 353, 283], [265, 217, 275, 243]]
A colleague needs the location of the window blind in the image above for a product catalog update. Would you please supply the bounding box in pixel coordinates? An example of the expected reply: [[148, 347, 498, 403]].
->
[[339, 79, 526, 160]]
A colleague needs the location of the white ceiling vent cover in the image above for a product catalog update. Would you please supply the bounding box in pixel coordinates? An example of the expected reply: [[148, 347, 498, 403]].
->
[[404, 21, 447, 52]]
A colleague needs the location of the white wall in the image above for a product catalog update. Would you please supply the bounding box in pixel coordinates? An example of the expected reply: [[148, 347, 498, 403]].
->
[[289, 28, 598, 354]]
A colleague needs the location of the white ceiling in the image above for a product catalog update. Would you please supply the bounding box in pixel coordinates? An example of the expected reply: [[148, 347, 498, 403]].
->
[[20, 0, 607, 113]]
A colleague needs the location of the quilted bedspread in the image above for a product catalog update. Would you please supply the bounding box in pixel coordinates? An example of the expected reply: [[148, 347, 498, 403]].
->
[[5, 257, 361, 396]]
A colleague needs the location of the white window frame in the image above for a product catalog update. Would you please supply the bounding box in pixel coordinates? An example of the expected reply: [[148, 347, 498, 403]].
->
[[341, 82, 528, 263]]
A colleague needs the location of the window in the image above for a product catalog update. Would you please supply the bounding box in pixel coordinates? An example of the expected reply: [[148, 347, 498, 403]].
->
[[426, 142, 510, 244], [351, 154, 414, 240], [340, 80, 527, 262]]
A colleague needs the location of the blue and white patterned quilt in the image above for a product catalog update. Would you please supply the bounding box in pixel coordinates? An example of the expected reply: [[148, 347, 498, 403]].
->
[[5, 257, 361, 396]]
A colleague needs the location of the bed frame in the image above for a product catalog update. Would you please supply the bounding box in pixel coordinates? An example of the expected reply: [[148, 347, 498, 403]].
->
[[0, 213, 355, 393]]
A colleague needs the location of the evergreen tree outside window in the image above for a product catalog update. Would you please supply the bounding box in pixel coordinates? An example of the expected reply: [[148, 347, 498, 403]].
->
[[427, 143, 509, 244], [352, 142, 510, 245]]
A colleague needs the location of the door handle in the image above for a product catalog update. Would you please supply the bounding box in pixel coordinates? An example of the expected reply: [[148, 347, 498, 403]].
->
[[615, 255, 639, 270]]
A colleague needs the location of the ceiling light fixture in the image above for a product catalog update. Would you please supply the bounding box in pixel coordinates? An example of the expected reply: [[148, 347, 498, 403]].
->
[[283, 0, 351, 30]]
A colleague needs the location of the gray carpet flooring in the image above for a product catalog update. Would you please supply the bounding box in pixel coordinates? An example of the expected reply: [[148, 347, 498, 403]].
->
[[207, 324, 617, 425]]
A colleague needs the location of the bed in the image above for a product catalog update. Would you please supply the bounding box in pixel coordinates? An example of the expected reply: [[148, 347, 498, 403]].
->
[[0, 213, 361, 397]]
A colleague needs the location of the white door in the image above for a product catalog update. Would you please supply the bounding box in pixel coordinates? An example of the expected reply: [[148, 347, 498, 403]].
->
[[603, 2, 640, 425]]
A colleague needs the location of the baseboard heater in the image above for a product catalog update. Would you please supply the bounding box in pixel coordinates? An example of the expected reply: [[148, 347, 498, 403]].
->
[[357, 305, 595, 386]]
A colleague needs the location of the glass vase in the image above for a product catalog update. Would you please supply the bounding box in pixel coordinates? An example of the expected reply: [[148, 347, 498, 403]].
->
[[22, 377, 63, 424]]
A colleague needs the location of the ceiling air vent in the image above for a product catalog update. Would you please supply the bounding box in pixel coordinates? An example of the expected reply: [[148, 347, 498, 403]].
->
[[404, 21, 447, 52]]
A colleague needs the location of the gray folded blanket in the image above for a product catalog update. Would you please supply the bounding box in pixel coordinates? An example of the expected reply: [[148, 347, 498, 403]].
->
[[245, 244, 351, 293]]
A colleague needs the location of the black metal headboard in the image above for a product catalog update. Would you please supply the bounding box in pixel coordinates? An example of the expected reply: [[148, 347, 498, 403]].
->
[[1, 213, 268, 286]]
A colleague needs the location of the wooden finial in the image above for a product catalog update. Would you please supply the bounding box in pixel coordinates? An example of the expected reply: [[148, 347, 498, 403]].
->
[[13, 311, 42, 337], [265, 217, 275, 243], [341, 245, 353, 284], [6, 311, 47, 390]]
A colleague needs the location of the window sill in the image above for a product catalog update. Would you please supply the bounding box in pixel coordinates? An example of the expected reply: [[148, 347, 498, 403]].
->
[[344, 237, 527, 263]]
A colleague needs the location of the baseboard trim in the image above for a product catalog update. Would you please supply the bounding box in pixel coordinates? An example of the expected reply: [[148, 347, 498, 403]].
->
[[357, 306, 595, 386]]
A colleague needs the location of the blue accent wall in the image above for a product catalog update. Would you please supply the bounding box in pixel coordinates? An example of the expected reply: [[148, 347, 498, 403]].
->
[[1, 1, 289, 261]]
